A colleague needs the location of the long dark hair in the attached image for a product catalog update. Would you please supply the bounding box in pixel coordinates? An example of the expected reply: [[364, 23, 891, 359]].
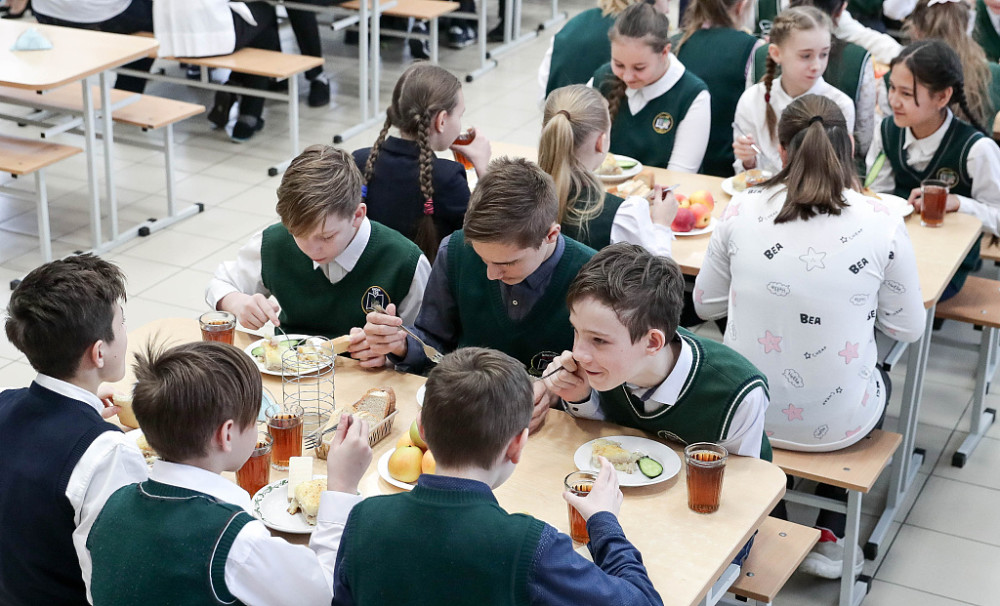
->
[[601, 2, 671, 122]]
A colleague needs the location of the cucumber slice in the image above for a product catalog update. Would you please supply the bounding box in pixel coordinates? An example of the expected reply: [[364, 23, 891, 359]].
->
[[638, 456, 663, 478], [617, 159, 638, 169], [278, 339, 300, 348], [250, 346, 264, 358]]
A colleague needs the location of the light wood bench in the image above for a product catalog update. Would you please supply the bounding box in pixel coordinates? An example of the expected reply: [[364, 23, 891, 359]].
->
[[341, 0, 459, 65], [771, 429, 902, 606], [0, 135, 82, 268], [935, 276, 1000, 467], [726, 517, 821, 605]]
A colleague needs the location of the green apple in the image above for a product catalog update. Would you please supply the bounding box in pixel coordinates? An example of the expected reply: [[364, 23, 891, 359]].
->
[[409, 419, 428, 451]]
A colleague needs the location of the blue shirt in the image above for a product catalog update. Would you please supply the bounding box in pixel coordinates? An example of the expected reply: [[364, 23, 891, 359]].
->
[[331, 475, 663, 606]]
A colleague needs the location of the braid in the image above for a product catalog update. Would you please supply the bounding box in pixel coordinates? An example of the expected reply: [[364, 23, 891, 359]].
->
[[363, 115, 393, 185], [952, 84, 988, 135], [763, 55, 779, 142], [604, 76, 627, 125], [413, 112, 440, 263]]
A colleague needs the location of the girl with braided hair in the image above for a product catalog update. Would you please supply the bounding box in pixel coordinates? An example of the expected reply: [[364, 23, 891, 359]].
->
[[732, 6, 855, 174], [590, 1, 711, 173], [866, 39, 1000, 300], [539, 84, 676, 253], [352, 63, 491, 262]]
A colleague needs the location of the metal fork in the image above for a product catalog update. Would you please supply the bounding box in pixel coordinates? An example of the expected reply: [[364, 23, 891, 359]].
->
[[303, 421, 338, 450], [371, 303, 445, 364], [732, 122, 781, 175]]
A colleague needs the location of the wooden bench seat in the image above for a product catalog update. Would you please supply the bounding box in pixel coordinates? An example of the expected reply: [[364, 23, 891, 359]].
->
[[728, 517, 820, 605], [154, 47, 323, 80], [341, 0, 459, 64]]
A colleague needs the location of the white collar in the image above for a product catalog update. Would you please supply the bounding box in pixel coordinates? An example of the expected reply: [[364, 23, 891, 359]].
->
[[772, 75, 830, 106], [150, 460, 253, 512], [34, 373, 104, 414], [628, 337, 693, 409], [311, 216, 371, 273], [903, 109, 954, 151], [625, 53, 686, 106]]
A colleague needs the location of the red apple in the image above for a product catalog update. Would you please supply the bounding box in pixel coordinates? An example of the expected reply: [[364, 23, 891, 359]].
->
[[689, 190, 715, 212], [690, 203, 712, 229], [671, 207, 696, 232]]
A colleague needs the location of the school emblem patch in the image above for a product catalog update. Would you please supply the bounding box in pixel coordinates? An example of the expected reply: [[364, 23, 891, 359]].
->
[[652, 112, 674, 134], [528, 350, 559, 378], [657, 430, 688, 446], [934, 168, 960, 188], [361, 285, 390, 314]]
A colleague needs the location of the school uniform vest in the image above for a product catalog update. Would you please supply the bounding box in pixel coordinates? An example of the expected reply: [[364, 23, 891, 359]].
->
[[341, 485, 545, 606], [593, 63, 709, 169], [881, 116, 984, 292], [597, 329, 773, 461], [560, 192, 624, 249], [446, 230, 595, 374], [260, 221, 422, 338], [0, 383, 120, 606], [674, 28, 759, 177], [545, 8, 617, 95], [88, 481, 253, 605], [975, 0, 1000, 63]]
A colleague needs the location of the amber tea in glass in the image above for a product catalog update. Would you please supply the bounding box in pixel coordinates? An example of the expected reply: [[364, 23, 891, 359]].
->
[[684, 443, 728, 514], [564, 471, 597, 543], [198, 311, 236, 345], [452, 129, 475, 170], [920, 179, 948, 227], [236, 432, 272, 496], [266, 405, 303, 470]]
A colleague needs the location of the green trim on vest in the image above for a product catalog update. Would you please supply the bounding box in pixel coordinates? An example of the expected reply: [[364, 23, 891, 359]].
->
[[596, 328, 772, 461], [976, 0, 1000, 63], [675, 28, 759, 177], [546, 8, 617, 95], [88, 480, 253, 605], [446, 230, 595, 374], [343, 486, 545, 606], [881, 116, 985, 292], [560, 192, 624, 249], [260, 221, 422, 338], [593, 62, 709, 169]]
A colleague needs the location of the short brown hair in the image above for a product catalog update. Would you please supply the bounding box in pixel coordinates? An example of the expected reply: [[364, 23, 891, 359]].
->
[[566, 243, 684, 343], [276, 145, 363, 237], [132, 341, 261, 462], [421, 347, 533, 470], [5, 254, 126, 379], [463, 157, 558, 249]]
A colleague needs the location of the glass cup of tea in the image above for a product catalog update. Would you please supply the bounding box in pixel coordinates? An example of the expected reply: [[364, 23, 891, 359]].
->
[[452, 128, 476, 171], [236, 432, 272, 497], [199, 311, 237, 345], [564, 470, 597, 543], [920, 179, 949, 228], [684, 442, 728, 514], [265, 404, 304, 470]]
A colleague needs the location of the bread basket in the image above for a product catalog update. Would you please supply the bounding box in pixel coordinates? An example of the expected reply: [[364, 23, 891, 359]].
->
[[314, 409, 398, 459]]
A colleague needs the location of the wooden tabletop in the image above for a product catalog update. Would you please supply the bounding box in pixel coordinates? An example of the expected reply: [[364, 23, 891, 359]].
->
[[0, 21, 158, 90], [488, 141, 984, 307], [115, 318, 786, 606]]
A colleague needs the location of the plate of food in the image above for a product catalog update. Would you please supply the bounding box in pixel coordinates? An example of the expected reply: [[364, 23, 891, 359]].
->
[[596, 154, 643, 183], [721, 169, 773, 196], [377, 448, 417, 491], [416, 384, 425, 408], [862, 190, 913, 217], [244, 335, 332, 377], [573, 436, 681, 487], [131, 429, 160, 468], [251, 474, 327, 534]]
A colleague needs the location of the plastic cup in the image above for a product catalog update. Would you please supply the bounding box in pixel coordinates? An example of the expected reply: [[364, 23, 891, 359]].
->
[[685, 443, 728, 514], [920, 179, 948, 227], [564, 470, 597, 543]]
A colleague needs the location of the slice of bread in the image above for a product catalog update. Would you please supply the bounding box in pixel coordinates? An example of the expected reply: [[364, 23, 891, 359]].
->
[[286, 477, 326, 525], [350, 387, 395, 423], [591, 438, 642, 474]]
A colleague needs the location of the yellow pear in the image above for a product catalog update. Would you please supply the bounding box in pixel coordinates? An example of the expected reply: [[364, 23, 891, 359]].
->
[[388, 445, 423, 483]]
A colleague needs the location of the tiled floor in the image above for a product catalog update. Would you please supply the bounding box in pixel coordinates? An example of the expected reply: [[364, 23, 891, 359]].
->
[[1, 3, 998, 604]]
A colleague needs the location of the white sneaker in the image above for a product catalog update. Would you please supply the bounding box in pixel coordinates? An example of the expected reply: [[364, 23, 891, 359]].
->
[[798, 528, 864, 579]]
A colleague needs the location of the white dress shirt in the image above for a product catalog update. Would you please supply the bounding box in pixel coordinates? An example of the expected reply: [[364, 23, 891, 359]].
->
[[33, 374, 149, 605], [562, 338, 769, 457], [733, 76, 856, 173], [611, 196, 674, 257], [147, 460, 361, 606], [205, 217, 432, 327], [153, 0, 257, 57], [866, 110, 1000, 237], [32, 0, 131, 22]]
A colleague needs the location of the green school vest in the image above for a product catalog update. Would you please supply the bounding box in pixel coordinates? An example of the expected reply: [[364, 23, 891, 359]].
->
[[975, 0, 1000, 63], [260, 221, 422, 338], [597, 328, 773, 461], [342, 487, 544, 606], [881, 116, 985, 292], [446, 230, 595, 374], [989, 63, 1000, 129], [88, 481, 253, 606], [545, 8, 617, 96], [674, 28, 759, 177], [593, 63, 709, 169], [560, 191, 624, 250]]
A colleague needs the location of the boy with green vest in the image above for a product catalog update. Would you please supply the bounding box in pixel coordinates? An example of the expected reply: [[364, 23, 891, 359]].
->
[[542, 243, 772, 462], [87, 340, 373, 605], [332, 347, 663, 606], [362, 158, 596, 432], [206, 144, 431, 349]]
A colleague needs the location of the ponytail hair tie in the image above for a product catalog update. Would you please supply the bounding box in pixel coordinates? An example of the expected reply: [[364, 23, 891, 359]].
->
[[809, 115, 824, 125], [764, 92, 771, 104], [423, 198, 434, 216], [557, 109, 572, 121]]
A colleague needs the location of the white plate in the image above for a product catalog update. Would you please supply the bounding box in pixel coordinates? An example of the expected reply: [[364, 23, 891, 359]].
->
[[597, 155, 643, 183], [672, 216, 716, 237], [251, 476, 326, 534], [377, 448, 416, 491], [244, 334, 328, 377], [869, 192, 913, 217], [416, 384, 425, 408], [574, 435, 681, 487], [721, 171, 773, 196]]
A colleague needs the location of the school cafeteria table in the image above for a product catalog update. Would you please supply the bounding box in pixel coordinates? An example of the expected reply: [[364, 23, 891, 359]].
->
[[488, 140, 984, 559], [114, 318, 787, 606], [0, 21, 159, 251]]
